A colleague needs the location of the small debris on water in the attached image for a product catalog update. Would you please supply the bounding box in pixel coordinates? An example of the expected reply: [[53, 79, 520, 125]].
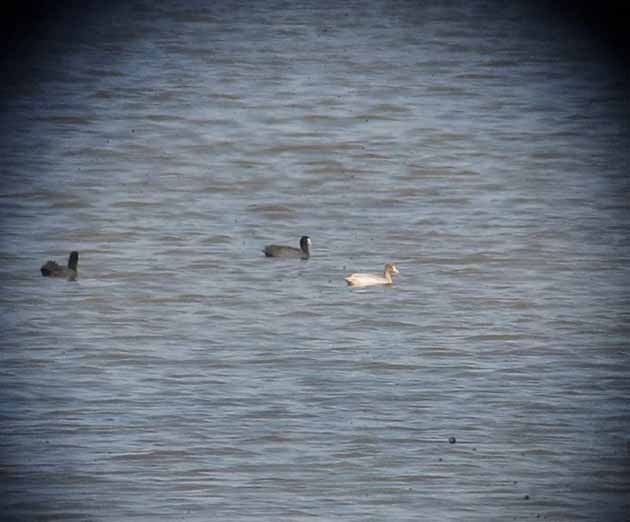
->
[[448, 436, 456, 444]]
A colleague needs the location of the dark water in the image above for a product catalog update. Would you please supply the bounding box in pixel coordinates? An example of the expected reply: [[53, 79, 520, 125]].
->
[[1, 1, 629, 520]]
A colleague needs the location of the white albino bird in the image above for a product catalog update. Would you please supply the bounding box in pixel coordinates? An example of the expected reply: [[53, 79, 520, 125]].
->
[[344, 263, 399, 287]]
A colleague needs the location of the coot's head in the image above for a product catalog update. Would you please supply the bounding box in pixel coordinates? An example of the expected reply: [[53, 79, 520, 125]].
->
[[299, 236, 311, 254]]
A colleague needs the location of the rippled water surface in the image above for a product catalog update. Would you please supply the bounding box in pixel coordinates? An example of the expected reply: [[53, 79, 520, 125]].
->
[[1, 1, 629, 520]]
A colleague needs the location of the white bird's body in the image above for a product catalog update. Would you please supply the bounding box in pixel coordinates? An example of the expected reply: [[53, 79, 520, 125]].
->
[[344, 263, 399, 287]]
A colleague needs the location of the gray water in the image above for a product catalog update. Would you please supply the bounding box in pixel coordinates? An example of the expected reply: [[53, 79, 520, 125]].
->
[[1, 1, 629, 520]]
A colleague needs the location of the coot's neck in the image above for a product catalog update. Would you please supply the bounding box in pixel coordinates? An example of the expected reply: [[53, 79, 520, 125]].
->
[[68, 252, 79, 270]]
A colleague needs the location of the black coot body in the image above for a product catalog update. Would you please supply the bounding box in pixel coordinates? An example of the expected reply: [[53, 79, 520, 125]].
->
[[263, 236, 311, 259]]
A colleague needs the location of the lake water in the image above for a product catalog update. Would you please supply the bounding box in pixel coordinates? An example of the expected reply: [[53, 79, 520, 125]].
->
[[1, 1, 629, 520]]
